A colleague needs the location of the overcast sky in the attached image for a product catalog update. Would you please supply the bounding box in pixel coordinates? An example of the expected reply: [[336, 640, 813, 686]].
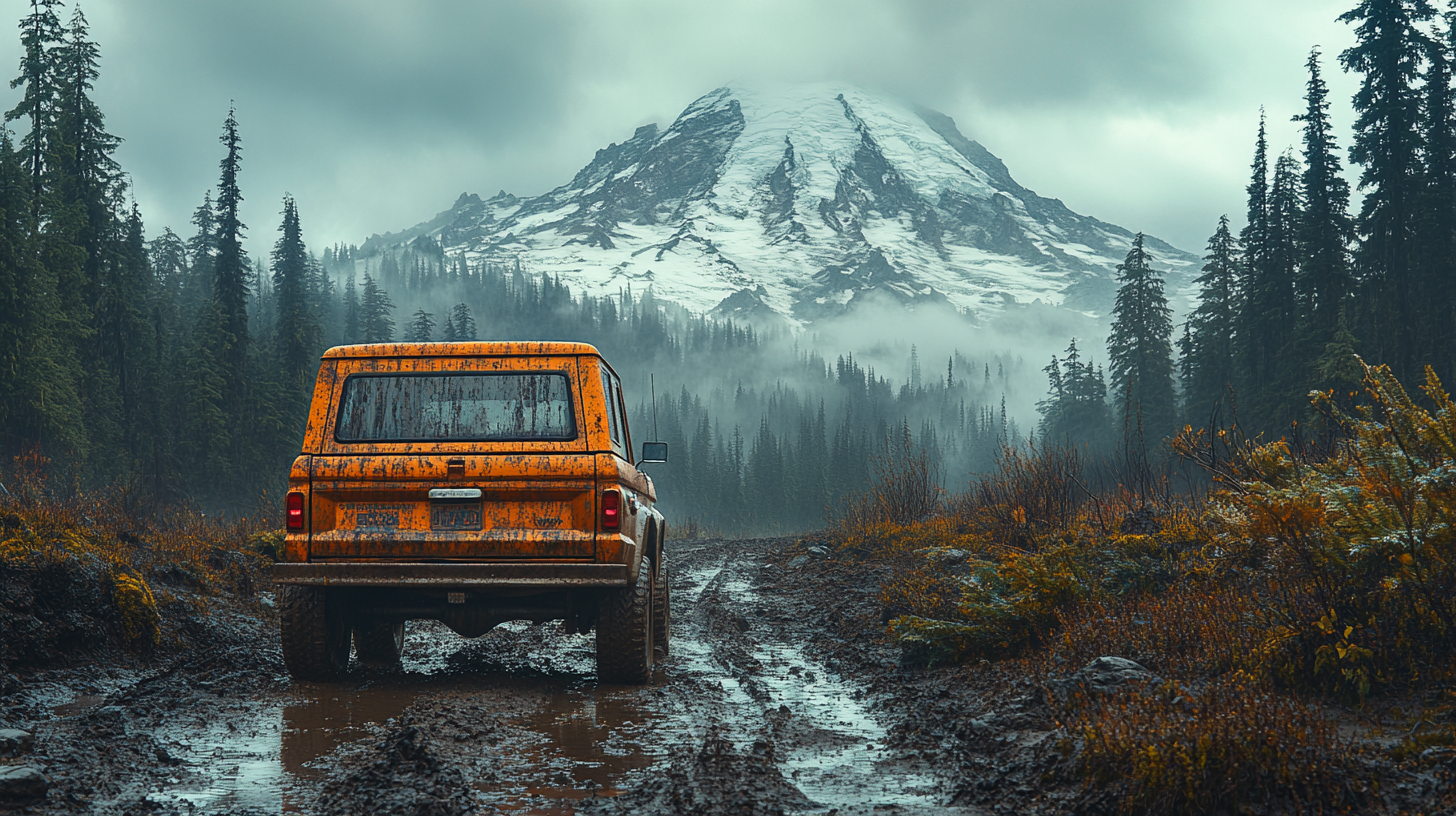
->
[[0, 0, 1360, 260]]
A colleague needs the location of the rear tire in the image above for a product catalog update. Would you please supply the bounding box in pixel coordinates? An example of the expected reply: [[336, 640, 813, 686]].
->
[[353, 620, 405, 667], [279, 585, 351, 681], [652, 554, 671, 658], [596, 558, 654, 684]]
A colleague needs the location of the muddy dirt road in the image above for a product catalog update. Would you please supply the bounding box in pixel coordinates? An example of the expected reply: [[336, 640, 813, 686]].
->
[[2, 539, 996, 815]]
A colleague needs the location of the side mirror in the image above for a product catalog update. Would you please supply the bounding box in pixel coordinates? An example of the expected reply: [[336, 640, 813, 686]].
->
[[638, 441, 668, 465]]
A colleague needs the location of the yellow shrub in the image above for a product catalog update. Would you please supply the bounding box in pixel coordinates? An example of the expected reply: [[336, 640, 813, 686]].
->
[[113, 571, 160, 646], [1070, 672, 1365, 814]]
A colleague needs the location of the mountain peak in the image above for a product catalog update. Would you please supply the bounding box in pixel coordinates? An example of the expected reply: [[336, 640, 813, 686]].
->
[[365, 83, 1195, 323]]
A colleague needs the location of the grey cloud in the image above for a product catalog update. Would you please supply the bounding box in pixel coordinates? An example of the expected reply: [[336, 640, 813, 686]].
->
[[1, 0, 1361, 257]]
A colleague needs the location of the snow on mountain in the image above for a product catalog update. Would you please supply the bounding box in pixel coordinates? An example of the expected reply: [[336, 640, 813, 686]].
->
[[362, 83, 1198, 325]]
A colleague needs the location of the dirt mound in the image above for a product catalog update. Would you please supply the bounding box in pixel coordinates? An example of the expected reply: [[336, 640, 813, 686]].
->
[[0, 559, 118, 672], [585, 731, 814, 816], [317, 726, 477, 816]]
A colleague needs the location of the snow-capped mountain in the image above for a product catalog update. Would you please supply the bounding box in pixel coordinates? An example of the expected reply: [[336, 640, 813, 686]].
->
[[363, 84, 1197, 325]]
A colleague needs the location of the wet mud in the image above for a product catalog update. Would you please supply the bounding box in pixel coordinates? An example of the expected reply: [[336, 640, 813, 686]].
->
[[0, 539, 990, 815]]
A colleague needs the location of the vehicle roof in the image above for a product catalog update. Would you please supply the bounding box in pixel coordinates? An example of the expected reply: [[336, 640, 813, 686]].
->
[[321, 341, 602, 359]]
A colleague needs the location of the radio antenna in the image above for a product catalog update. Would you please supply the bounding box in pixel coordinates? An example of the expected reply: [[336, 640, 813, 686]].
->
[[651, 373, 659, 441]]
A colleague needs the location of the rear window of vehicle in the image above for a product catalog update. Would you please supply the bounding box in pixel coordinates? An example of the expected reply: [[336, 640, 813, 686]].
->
[[335, 373, 576, 442]]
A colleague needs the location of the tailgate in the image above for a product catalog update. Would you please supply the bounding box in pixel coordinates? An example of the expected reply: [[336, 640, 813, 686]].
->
[[308, 453, 597, 560]]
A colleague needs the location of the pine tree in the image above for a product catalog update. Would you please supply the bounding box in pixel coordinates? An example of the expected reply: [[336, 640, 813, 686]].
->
[[359, 273, 395, 342], [211, 106, 249, 378], [1038, 338, 1109, 448], [441, 313, 457, 342], [1340, 0, 1437, 380], [6, 0, 64, 202], [149, 227, 187, 301], [1183, 215, 1240, 425], [1240, 111, 1271, 291], [53, 5, 121, 294], [0, 131, 31, 448], [342, 271, 359, 342], [406, 309, 435, 342], [451, 302, 476, 340], [1416, 26, 1456, 370], [181, 190, 215, 322], [1107, 233, 1177, 441], [1293, 47, 1354, 358], [271, 194, 321, 402]]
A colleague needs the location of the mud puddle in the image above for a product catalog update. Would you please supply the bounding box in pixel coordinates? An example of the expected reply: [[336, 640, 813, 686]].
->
[[21, 539, 962, 814], [670, 562, 951, 813]]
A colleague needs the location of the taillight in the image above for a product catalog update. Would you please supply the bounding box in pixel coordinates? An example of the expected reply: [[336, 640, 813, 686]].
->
[[286, 491, 305, 531], [601, 490, 621, 532]]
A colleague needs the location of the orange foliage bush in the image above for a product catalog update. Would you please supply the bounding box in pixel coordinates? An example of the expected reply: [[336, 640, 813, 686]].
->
[[1066, 672, 1365, 814], [0, 450, 275, 655]]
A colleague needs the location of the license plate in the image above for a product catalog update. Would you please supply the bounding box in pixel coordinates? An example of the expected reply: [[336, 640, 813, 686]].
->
[[349, 503, 409, 530], [431, 503, 483, 531]]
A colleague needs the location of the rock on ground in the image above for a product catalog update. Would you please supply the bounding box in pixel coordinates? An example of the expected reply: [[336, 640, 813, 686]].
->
[[0, 765, 49, 803]]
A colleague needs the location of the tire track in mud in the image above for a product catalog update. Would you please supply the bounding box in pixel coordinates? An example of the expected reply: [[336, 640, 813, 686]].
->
[[5, 539, 972, 815], [600, 538, 961, 815]]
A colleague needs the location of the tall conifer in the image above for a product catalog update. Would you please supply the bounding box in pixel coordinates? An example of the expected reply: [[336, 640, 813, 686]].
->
[[1107, 234, 1176, 441], [271, 194, 320, 405], [1340, 0, 1437, 380], [359, 273, 395, 343], [1293, 47, 1355, 359], [6, 0, 63, 201], [1184, 215, 1240, 425], [212, 107, 249, 377]]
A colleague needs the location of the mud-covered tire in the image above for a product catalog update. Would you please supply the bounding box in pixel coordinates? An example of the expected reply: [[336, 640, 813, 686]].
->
[[353, 620, 405, 667], [279, 585, 351, 681], [596, 558, 654, 684], [652, 554, 670, 657]]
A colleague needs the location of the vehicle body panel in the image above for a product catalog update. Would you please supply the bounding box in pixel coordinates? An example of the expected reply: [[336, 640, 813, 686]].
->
[[274, 342, 665, 611]]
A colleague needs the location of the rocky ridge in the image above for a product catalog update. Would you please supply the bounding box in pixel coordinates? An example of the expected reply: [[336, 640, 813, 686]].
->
[[363, 84, 1198, 326]]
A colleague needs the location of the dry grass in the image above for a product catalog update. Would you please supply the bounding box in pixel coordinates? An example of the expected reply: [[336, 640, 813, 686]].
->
[[812, 361, 1456, 811], [834, 428, 943, 534], [0, 449, 276, 663], [1065, 672, 1366, 814]]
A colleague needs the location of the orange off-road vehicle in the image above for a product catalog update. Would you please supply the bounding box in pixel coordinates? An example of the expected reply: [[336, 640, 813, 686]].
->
[[271, 342, 669, 684]]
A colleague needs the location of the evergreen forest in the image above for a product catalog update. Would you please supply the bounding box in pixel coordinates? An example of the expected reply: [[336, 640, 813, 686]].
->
[[5, 0, 1456, 535], [1043, 0, 1456, 455]]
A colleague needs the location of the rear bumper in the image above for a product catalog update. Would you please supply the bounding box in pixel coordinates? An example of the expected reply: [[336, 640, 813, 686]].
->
[[271, 562, 629, 589]]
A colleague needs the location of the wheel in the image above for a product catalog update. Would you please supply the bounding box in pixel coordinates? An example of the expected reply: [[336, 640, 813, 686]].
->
[[279, 585, 351, 681], [353, 620, 405, 667], [596, 557, 654, 684], [652, 553, 671, 657]]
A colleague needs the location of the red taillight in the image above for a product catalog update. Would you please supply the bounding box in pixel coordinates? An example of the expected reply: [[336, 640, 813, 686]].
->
[[601, 490, 621, 532], [286, 491, 305, 531]]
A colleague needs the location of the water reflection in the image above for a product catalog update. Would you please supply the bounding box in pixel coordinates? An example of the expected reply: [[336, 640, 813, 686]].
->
[[279, 685, 420, 778], [492, 684, 663, 813]]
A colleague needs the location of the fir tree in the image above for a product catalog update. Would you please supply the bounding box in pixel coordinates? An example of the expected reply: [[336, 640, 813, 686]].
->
[[1417, 25, 1456, 368], [406, 309, 435, 342], [6, 0, 63, 201], [1107, 234, 1176, 441], [211, 106, 249, 377], [1183, 215, 1240, 425], [1293, 47, 1354, 355], [342, 271, 359, 343], [54, 5, 121, 295], [1340, 0, 1437, 380], [451, 302, 476, 340], [359, 273, 394, 343], [271, 194, 321, 402], [1240, 111, 1271, 289], [1038, 338, 1109, 449], [181, 190, 215, 321]]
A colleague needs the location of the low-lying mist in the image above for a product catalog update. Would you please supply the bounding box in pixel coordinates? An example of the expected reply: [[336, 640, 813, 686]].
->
[[289, 247, 1109, 534]]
